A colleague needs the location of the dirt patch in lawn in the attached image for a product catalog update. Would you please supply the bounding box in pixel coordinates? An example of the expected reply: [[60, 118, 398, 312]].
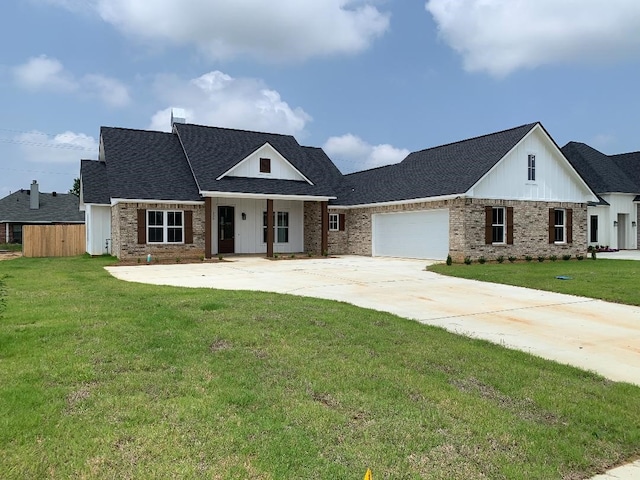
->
[[0, 251, 22, 261]]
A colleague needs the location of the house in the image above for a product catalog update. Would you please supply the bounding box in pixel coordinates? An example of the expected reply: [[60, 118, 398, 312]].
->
[[0, 180, 85, 244], [562, 142, 640, 250], [80, 116, 597, 262]]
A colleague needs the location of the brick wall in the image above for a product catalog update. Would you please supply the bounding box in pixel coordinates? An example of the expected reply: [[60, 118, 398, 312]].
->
[[303, 202, 323, 255], [326, 198, 588, 262], [0, 223, 7, 243], [112, 202, 206, 260]]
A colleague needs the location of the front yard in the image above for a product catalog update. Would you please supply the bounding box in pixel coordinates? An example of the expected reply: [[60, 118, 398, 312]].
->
[[0, 256, 639, 479]]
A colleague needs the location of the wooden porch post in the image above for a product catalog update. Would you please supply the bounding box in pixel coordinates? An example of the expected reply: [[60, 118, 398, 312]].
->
[[267, 199, 274, 258], [205, 197, 212, 258], [321, 201, 328, 255]]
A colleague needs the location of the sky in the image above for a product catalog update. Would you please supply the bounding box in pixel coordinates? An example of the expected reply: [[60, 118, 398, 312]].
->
[[1, 0, 640, 197]]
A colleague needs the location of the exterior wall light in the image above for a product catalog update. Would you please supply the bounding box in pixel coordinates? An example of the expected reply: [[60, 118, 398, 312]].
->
[[613, 220, 618, 227], [241, 212, 247, 220], [633, 221, 637, 227]]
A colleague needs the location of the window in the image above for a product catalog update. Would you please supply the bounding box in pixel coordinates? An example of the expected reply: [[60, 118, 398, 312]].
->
[[263, 211, 289, 243], [492, 207, 505, 243], [528, 154, 536, 181], [260, 157, 271, 173], [590, 215, 598, 243], [329, 213, 339, 231], [485, 206, 513, 245], [147, 210, 183, 243], [554, 209, 565, 243]]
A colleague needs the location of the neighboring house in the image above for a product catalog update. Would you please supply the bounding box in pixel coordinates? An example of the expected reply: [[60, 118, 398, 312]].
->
[[562, 142, 640, 250], [80, 117, 597, 262], [0, 180, 85, 244]]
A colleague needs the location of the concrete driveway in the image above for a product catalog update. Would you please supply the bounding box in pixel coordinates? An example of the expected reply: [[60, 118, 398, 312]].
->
[[106, 255, 640, 386]]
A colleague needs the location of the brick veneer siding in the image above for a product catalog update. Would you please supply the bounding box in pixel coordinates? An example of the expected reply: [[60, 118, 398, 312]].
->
[[328, 198, 588, 262], [304, 201, 323, 255], [111, 202, 206, 260], [0, 223, 8, 243]]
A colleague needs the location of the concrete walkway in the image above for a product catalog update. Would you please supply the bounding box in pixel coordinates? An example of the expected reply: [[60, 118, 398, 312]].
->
[[106, 255, 640, 479]]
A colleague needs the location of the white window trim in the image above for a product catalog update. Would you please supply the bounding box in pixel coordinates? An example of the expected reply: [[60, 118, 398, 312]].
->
[[263, 211, 290, 244], [554, 208, 566, 244], [329, 213, 339, 231], [148, 210, 185, 244], [527, 153, 536, 182], [492, 207, 506, 244]]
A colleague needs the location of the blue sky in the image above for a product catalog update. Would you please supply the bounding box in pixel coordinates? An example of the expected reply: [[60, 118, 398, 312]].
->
[[1, 0, 640, 197]]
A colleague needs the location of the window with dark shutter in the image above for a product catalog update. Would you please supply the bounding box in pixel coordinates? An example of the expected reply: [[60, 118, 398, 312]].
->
[[506, 207, 514, 245], [339, 213, 346, 231], [184, 210, 193, 244]]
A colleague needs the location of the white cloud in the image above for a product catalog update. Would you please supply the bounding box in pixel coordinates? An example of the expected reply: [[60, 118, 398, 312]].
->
[[13, 55, 77, 92], [46, 0, 389, 62], [12, 56, 130, 107], [149, 71, 311, 135], [15, 130, 98, 164], [323, 133, 409, 172], [425, 0, 640, 77]]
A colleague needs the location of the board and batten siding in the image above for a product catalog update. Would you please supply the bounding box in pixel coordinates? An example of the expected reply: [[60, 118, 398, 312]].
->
[[224, 143, 307, 182], [597, 194, 638, 250], [469, 127, 594, 203], [85, 204, 111, 255], [209, 197, 304, 254]]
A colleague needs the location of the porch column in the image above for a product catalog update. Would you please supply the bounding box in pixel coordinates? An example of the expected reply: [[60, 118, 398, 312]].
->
[[321, 201, 328, 255], [266, 199, 274, 258], [205, 197, 212, 258]]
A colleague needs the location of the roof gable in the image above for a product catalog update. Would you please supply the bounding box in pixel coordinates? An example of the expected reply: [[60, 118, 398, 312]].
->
[[218, 142, 312, 184], [337, 123, 538, 205]]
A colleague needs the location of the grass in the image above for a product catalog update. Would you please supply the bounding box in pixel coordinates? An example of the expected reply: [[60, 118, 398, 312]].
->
[[0, 256, 639, 479], [429, 259, 640, 306], [0, 243, 22, 252]]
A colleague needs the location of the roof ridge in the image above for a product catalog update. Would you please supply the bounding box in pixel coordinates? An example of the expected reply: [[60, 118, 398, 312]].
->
[[101, 126, 175, 135], [176, 122, 297, 139]]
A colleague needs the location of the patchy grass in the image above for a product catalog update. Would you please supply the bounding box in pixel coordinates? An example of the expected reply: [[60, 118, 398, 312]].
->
[[429, 259, 640, 306], [0, 243, 21, 252], [1, 256, 639, 478]]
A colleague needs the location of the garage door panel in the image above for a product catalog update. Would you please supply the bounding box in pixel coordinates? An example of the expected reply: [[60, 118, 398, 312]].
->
[[372, 209, 449, 260]]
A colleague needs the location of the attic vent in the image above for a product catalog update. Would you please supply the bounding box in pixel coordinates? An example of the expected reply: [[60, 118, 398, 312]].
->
[[52, 192, 57, 197]]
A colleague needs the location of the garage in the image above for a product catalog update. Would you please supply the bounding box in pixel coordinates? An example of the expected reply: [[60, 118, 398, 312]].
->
[[372, 209, 449, 260]]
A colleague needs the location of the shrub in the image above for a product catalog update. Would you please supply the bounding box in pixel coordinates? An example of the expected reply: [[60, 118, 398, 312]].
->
[[446, 254, 452, 266], [218, 254, 223, 261], [525, 255, 533, 262], [175, 257, 181, 263], [576, 255, 584, 261], [464, 256, 472, 265], [508, 256, 516, 263], [478, 256, 486, 264], [550, 255, 557, 262], [496, 255, 504, 264], [562, 254, 572, 261], [290, 254, 296, 259], [591, 250, 597, 260], [537, 256, 545, 262]]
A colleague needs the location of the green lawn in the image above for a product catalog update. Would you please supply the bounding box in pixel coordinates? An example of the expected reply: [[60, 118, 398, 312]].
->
[[1, 256, 639, 479], [429, 258, 640, 306]]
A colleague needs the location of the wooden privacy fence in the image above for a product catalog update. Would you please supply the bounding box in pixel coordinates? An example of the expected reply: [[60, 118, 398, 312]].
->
[[23, 225, 86, 258]]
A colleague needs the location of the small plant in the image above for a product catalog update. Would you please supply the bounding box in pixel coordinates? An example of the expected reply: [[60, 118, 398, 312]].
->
[[537, 256, 545, 263], [508, 256, 516, 263], [577, 254, 584, 260], [290, 254, 296, 259], [587, 245, 594, 252], [218, 254, 223, 261], [464, 256, 472, 265], [274, 253, 279, 259], [307, 251, 313, 257], [591, 249, 597, 260], [496, 255, 504, 264], [446, 254, 452, 266], [200, 255, 205, 262], [478, 256, 486, 264], [525, 255, 533, 262], [562, 254, 571, 261], [322, 250, 329, 257], [137, 258, 141, 264], [176, 257, 181, 263], [550, 255, 557, 262]]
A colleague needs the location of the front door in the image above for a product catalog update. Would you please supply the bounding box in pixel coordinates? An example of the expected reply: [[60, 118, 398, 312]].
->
[[218, 206, 235, 254]]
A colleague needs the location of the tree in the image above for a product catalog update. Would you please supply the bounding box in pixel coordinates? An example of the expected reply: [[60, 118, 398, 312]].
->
[[69, 177, 80, 197]]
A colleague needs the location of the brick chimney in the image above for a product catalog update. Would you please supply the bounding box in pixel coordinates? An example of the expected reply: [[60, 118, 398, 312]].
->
[[30, 180, 39, 210]]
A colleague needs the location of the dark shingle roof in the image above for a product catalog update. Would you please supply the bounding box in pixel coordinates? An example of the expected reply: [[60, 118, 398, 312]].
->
[[100, 127, 200, 201], [610, 151, 640, 189], [80, 159, 109, 204], [0, 189, 84, 223], [173, 123, 342, 197], [338, 123, 538, 205], [561, 142, 639, 194]]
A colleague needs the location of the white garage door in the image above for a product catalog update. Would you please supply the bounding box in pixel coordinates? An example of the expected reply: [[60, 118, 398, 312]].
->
[[372, 209, 449, 260]]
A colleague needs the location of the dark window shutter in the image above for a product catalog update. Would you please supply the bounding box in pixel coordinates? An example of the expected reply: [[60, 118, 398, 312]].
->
[[506, 207, 514, 245], [566, 208, 573, 244], [485, 206, 492, 244], [184, 210, 193, 244], [137, 209, 146, 244], [339, 213, 346, 231], [549, 208, 555, 244]]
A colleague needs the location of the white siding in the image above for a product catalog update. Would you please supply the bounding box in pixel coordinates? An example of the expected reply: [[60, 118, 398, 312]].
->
[[209, 197, 304, 254], [598, 194, 638, 250], [85, 204, 111, 255], [224, 143, 308, 182], [470, 127, 595, 203]]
